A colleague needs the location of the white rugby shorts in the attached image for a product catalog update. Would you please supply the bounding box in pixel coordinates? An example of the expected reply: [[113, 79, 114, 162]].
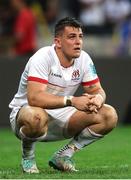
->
[[10, 106, 77, 141]]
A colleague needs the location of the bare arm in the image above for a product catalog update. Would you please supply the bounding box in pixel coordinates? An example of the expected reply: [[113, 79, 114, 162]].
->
[[27, 81, 94, 111], [83, 81, 106, 103], [27, 81, 65, 109]]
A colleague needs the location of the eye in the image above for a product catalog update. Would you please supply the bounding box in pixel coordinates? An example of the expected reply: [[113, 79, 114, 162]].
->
[[79, 34, 83, 39], [69, 35, 76, 39]]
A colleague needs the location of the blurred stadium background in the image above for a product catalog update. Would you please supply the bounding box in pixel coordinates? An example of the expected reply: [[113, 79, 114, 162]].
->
[[0, 0, 131, 128]]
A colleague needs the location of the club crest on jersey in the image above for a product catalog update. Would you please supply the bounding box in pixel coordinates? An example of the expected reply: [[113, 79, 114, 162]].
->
[[71, 69, 80, 81]]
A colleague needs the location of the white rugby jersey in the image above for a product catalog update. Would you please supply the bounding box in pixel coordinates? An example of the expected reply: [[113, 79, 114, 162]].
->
[[9, 44, 99, 109]]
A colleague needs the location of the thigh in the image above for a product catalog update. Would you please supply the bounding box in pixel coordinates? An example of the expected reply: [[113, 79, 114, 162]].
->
[[67, 104, 115, 136]]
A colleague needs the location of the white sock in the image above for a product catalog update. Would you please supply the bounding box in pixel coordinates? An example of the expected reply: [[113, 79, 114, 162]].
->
[[22, 140, 35, 160], [70, 127, 103, 150], [56, 128, 103, 158], [19, 127, 48, 160]]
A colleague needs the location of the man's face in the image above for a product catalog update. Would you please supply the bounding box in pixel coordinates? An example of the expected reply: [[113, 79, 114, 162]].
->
[[55, 26, 83, 59]]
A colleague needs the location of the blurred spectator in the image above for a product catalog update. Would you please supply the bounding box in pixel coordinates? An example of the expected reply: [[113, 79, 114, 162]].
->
[[0, 1, 16, 55], [9, 0, 37, 57], [78, 0, 107, 35], [0, 1, 14, 36], [31, 1, 52, 48], [79, 0, 105, 26], [65, 0, 81, 18], [103, 0, 131, 56], [104, 0, 131, 25], [0, 0, 131, 57], [38, 0, 60, 33], [104, 0, 131, 35], [116, 13, 131, 56]]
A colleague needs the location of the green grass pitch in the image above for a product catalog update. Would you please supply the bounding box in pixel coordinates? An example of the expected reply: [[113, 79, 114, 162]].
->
[[0, 125, 131, 179]]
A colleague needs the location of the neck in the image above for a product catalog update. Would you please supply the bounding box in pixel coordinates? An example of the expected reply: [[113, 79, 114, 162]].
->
[[55, 48, 74, 68]]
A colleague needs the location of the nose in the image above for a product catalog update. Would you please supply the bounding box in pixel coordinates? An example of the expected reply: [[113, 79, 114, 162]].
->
[[75, 37, 81, 44]]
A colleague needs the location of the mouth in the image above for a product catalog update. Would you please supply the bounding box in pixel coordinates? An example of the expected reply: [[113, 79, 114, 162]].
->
[[74, 47, 81, 51]]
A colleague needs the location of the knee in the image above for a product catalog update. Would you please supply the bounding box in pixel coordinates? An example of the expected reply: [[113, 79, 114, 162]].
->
[[101, 104, 118, 133], [18, 107, 48, 138], [30, 110, 48, 137]]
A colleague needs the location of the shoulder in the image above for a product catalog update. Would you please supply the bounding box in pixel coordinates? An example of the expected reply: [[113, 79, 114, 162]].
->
[[32, 46, 52, 59], [26, 46, 50, 65], [35, 46, 52, 54], [79, 50, 93, 64], [28, 45, 56, 68], [80, 50, 92, 59]]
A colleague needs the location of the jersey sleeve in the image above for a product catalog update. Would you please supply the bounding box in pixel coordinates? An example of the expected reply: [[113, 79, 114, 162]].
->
[[27, 50, 49, 84], [81, 52, 99, 87]]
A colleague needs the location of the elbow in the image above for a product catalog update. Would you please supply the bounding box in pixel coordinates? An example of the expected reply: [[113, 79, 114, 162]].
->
[[27, 95, 38, 107]]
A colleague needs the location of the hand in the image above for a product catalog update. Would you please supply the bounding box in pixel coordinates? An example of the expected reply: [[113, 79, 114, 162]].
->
[[89, 94, 104, 111], [81, 93, 104, 113], [71, 94, 96, 112]]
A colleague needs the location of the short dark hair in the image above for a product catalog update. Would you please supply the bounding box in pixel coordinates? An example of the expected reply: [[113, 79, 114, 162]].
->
[[54, 17, 83, 37]]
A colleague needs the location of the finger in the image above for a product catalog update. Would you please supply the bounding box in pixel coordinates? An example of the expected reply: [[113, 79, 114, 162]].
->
[[82, 93, 89, 96], [94, 108, 98, 113], [88, 105, 97, 111]]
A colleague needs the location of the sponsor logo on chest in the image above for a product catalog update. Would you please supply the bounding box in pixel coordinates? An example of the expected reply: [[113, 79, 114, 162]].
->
[[51, 72, 62, 78]]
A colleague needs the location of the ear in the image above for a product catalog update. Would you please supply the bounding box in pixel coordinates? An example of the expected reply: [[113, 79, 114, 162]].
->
[[54, 37, 61, 48]]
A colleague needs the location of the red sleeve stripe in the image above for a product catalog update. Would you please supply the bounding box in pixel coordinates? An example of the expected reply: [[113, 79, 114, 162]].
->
[[28, 76, 48, 84], [81, 78, 99, 86]]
